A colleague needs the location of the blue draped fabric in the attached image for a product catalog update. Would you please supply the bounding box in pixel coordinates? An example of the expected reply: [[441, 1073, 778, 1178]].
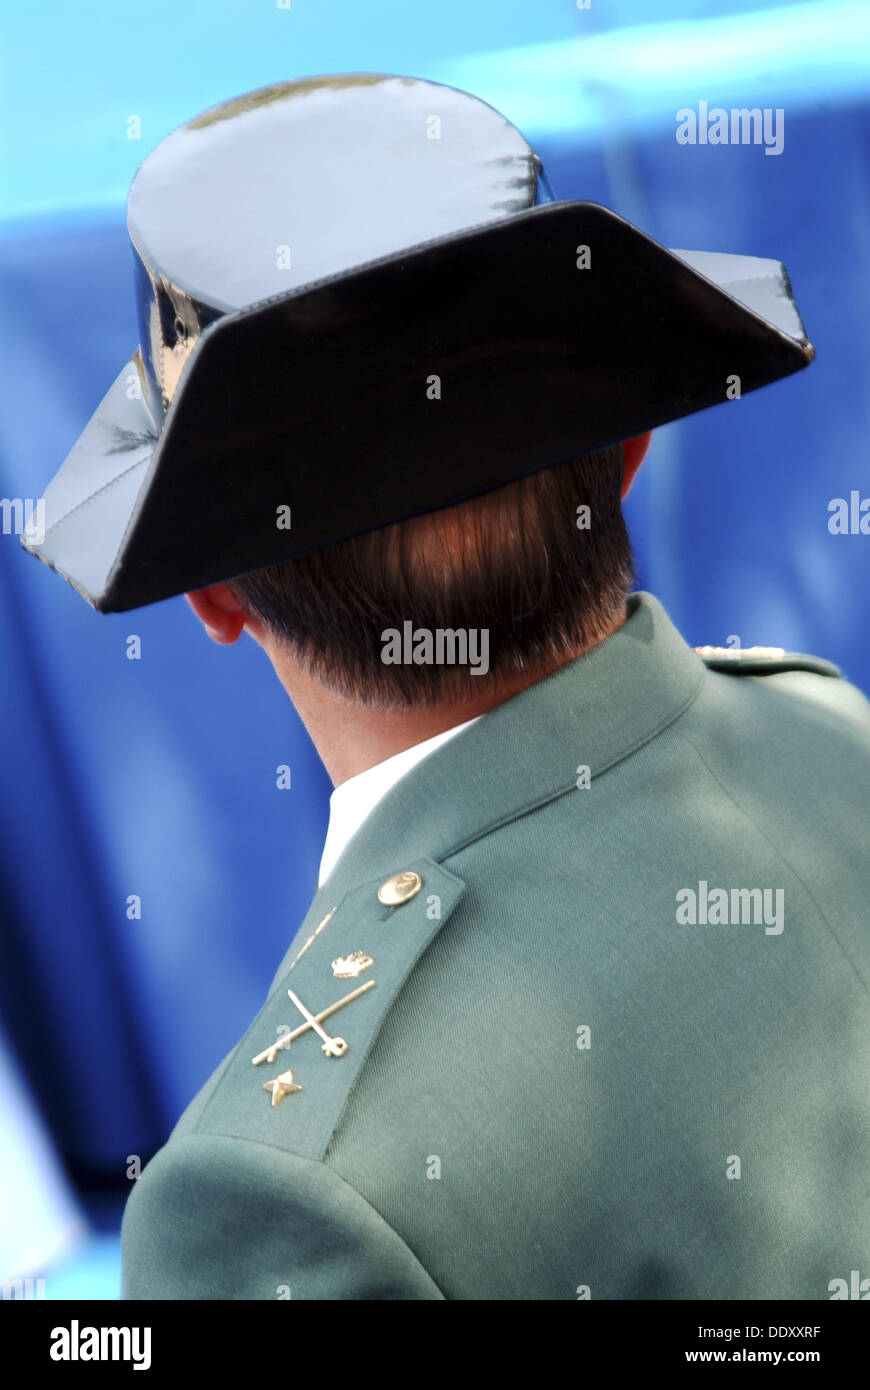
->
[[0, 218, 332, 1160]]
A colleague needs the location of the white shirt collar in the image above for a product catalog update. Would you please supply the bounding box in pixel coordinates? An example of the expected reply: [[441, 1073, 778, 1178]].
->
[[318, 715, 481, 886]]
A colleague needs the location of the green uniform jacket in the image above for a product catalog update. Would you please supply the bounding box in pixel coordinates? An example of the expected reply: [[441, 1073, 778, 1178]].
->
[[122, 593, 870, 1299]]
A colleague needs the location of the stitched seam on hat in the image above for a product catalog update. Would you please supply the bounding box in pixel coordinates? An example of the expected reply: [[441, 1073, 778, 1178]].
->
[[42, 457, 149, 537], [227, 204, 548, 318], [109, 458, 157, 585], [717, 275, 779, 293]]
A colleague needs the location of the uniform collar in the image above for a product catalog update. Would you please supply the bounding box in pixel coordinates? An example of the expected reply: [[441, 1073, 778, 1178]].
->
[[296, 592, 706, 929], [318, 714, 482, 886]]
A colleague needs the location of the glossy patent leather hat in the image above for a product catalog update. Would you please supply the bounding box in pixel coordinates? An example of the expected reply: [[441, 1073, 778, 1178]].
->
[[24, 73, 814, 612]]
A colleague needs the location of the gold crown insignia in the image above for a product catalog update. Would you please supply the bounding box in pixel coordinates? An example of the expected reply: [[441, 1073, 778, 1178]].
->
[[331, 950, 374, 979]]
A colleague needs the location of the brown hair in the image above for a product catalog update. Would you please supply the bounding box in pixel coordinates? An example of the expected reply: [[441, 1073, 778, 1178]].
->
[[229, 444, 634, 708]]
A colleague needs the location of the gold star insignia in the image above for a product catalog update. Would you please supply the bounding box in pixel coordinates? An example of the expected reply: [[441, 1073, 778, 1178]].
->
[[263, 1069, 303, 1107]]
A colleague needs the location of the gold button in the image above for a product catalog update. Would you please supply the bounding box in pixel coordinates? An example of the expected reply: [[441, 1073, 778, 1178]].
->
[[378, 870, 423, 906]]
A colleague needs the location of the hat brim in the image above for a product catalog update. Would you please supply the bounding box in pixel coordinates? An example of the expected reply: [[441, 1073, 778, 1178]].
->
[[22, 351, 157, 605], [23, 201, 813, 612]]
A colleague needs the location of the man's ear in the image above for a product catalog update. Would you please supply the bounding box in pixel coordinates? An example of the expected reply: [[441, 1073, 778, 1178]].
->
[[185, 582, 253, 645], [621, 431, 653, 499]]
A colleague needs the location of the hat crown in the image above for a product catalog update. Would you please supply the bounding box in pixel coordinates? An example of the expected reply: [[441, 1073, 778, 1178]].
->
[[126, 75, 544, 419]]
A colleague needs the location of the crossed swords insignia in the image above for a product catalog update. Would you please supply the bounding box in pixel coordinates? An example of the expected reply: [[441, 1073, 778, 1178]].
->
[[254, 976, 376, 1104]]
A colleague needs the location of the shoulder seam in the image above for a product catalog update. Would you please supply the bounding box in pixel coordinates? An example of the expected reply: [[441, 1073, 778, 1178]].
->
[[158, 1131, 448, 1299], [669, 725, 868, 995]]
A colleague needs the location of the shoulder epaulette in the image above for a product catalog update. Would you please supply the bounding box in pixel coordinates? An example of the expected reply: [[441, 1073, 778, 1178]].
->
[[695, 645, 843, 678]]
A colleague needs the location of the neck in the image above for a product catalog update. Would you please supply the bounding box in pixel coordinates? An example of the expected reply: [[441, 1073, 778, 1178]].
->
[[257, 607, 628, 786]]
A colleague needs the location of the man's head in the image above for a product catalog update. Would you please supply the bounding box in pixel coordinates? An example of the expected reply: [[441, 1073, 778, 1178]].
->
[[187, 433, 650, 713]]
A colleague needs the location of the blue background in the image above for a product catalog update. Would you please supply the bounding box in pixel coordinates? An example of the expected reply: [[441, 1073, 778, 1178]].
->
[[1, 0, 868, 1294]]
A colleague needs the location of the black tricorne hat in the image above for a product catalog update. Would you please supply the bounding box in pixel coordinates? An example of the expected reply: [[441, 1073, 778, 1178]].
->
[[23, 73, 814, 612]]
